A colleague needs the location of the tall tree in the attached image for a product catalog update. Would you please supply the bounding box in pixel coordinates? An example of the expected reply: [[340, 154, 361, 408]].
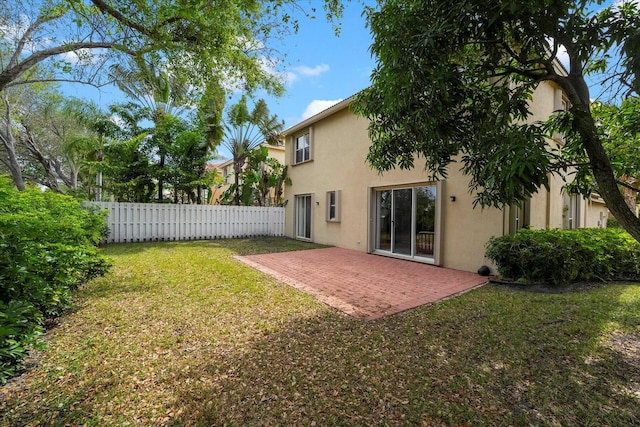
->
[[109, 56, 198, 200], [165, 126, 215, 204], [0, 0, 343, 93], [0, 85, 105, 193], [0, 0, 344, 190], [587, 97, 640, 211], [64, 99, 120, 200], [0, 86, 28, 190], [354, 0, 640, 242], [101, 134, 155, 202], [220, 97, 283, 205]]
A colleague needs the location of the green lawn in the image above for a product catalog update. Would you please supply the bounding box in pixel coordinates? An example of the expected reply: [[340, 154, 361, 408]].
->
[[2, 238, 640, 426]]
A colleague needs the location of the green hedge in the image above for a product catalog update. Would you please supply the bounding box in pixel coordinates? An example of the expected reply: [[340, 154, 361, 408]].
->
[[485, 228, 640, 285], [0, 176, 111, 383], [606, 217, 621, 228]]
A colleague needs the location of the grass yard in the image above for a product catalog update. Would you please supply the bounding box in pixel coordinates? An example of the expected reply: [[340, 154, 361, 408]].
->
[[2, 238, 640, 426]]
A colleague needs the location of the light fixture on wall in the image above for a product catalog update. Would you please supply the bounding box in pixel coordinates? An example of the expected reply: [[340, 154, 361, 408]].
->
[[450, 196, 456, 202]]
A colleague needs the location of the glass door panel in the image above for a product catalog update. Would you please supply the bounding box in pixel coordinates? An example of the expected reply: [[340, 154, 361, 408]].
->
[[376, 190, 392, 251], [296, 195, 311, 239], [393, 189, 413, 255], [415, 186, 436, 257]]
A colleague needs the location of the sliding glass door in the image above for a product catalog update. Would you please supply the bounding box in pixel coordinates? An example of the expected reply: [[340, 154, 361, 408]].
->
[[374, 185, 437, 260], [296, 195, 312, 239]]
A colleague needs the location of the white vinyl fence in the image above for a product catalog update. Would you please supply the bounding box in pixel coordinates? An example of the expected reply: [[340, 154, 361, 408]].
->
[[88, 202, 285, 244]]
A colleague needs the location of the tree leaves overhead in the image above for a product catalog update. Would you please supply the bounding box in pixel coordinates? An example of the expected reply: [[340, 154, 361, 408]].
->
[[354, 0, 640, 242], [0, 0, 344, 94]]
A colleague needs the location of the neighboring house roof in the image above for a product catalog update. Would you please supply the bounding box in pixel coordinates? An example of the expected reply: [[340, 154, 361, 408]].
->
[[207, 159, 233, 170], [205, 162, 225, 170]]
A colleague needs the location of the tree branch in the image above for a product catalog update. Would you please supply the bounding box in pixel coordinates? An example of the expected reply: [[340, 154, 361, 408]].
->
[[5, 77, 116, 90], [617, 178, 639, 193], [9, 12, 66, 69], [0, 41, 133, 92], [90, 0, 152, 37]]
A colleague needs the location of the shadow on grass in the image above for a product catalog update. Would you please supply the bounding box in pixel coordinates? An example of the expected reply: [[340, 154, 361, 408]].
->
[[164, 285, 640, 426], [99, 237, 328, 257], [4, 283, 640, 426]]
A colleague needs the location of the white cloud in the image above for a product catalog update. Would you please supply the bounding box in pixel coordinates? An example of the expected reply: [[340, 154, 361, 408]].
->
[[294, 64, 330, 77], [0, 14, 30, 41], [286, 64, 330, 84], [302, 99, 343, 120], [59, 48, 99, 66]]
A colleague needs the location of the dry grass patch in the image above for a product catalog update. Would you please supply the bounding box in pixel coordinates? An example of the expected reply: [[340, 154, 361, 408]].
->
[[1, 238, 640, 426]]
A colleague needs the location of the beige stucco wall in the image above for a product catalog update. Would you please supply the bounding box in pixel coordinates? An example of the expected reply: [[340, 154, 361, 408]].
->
[[284, 107, 504, 273], [284, 81, 602, 273], [584, 200, 609, 228]]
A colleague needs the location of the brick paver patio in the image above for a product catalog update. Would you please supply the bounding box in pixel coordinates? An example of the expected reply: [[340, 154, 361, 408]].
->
[[237, 247, 489, 320]]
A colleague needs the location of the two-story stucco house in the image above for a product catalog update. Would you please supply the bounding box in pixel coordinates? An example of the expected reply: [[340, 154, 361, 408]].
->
[[282, 81, 609, 273]]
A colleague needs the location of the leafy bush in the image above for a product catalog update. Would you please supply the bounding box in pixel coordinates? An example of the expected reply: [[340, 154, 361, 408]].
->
[[0, 176, 111, 383], [606, 216, 621, 228], [486, 228, 640, 285], [0, 301, 43, 381]]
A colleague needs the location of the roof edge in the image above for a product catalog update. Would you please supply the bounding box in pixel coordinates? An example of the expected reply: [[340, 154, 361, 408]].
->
[[283, 93, 358, 136]]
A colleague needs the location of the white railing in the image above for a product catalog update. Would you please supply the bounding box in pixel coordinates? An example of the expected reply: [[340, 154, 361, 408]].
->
[[88, 202, 285, 244]]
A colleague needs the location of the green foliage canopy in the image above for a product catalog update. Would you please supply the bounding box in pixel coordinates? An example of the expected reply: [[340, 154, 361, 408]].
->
[[0, 0, 344, 94], [354, 0, 640, 241]]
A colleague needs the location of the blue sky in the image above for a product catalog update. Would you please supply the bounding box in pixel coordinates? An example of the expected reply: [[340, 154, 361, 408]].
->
[[62, 1, 376, 160], [61, 0, 626, 160], [260, 0, 375, 129]]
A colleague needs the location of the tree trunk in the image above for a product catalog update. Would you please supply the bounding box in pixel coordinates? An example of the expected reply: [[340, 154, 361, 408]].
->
[[158, 154, 165, 201], [573, 107, 640, 242], [233, 160, 242, 206], [0, 101, 25, 190], [5, 146, 25, 190], [21, 131, 65, 193], [556, 59, 640, 242]]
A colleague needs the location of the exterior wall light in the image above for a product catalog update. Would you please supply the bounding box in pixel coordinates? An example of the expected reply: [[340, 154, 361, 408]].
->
[[450, 196, 456, 202]]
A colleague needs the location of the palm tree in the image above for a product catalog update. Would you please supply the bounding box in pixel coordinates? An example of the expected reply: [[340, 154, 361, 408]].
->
[[221, 96, 283, 205], [109, 57, 192, 201]]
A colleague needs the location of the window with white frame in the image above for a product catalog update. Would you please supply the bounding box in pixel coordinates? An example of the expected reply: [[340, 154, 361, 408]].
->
[[294, 131, 311, 164], [326, 190, 341, 222]]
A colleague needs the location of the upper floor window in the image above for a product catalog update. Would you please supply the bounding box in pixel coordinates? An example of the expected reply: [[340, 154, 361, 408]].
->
[[293, 129, 312, 164]]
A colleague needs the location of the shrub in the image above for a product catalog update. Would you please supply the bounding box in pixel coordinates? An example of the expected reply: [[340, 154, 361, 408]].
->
[[486, 228, 640, 285], [606, 217, 621, 228], [0, 301, 43, 381], [0, 176, 111, 383]]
